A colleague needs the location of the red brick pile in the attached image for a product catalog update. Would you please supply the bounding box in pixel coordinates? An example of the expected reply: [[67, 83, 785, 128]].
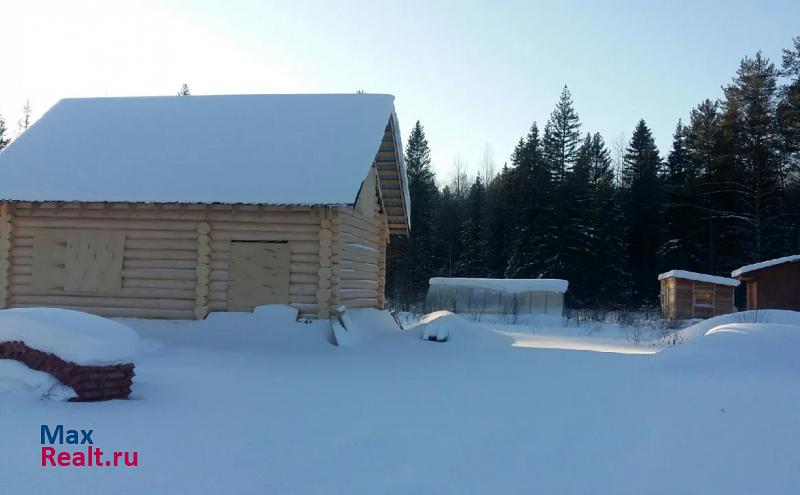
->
[[0, 340, 134, 401]]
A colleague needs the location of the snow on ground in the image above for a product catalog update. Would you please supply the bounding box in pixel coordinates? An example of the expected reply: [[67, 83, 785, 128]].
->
[[0, 360, 76, 401], [405, 311, 669, 354], [1, 306, 799, 494], [0, 308, 139, 365]]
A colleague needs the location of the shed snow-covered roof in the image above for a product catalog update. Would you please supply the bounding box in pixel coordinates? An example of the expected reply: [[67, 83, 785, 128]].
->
[[429, 278, 569, 294], [658, 270, 740, 287], [731, 255, 800, 278], [0, 94, 408, 213]]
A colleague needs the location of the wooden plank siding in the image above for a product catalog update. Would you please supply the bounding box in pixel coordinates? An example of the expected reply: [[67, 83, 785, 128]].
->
[[660, 276, 735, 320], [2, 201, 389, 319]]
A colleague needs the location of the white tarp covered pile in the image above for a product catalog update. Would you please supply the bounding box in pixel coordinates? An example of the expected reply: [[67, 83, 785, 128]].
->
[[424, 278, 568, 317]]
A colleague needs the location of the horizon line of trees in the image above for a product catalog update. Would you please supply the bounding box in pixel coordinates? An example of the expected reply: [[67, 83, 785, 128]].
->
[[387, 36, 800, 310]]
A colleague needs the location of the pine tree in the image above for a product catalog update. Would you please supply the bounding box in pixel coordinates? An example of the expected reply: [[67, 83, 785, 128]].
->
[[778, 36, 800, 251], [385, 121, 441, 305], [621, 119, 664, 306], [720, 52, 784, 264]]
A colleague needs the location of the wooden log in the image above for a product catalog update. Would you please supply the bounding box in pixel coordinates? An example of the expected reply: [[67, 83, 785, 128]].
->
[[10, 285, 196, 300], [290, 284, 319, 296], [194, 222, 212, 320], [125, 238, 198, 250], [123, 259, 198, 270], [122, 268, 197, 281], [123, 278, 196, 290], [209, 231, 317, 242], [10, 303, 194, 320], [207, 221, 319, 233], [13, 217, 199, 231], [12, 295, 195, 310], [0, 204, 12, 309], [13, 227, 198, 240]]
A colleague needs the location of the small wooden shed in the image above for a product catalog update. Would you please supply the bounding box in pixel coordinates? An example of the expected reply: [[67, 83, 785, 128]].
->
[[731, 255, 800, 311], [658, 270, 739, 320], [0, 94, 409, 319]]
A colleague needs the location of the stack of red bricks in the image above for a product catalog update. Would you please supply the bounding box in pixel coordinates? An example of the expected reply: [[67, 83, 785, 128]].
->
[[0, 340, 134, 401]]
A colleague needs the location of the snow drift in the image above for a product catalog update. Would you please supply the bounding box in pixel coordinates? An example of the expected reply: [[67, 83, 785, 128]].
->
[[0, 308, 139, 365]]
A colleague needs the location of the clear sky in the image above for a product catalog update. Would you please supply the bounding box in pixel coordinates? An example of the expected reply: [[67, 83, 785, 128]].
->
[[1, 0, 798, 181]]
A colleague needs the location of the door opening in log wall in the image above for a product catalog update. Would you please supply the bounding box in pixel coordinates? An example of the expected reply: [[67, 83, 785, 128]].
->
[[227, 241, 290, 311]]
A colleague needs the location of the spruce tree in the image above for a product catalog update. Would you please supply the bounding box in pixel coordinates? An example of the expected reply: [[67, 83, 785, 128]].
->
[[385, 121, 441, 305], [484, 166, 514, 277], [543, 86, 581, 182], [660, 120, 698, 270], [621, 119, 664, 306], [586, 133, 632, 307], [454, 176, 489, 276], [505, 123, 556, 279]]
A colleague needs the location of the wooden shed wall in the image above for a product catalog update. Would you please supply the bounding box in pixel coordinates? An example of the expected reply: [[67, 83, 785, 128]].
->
[[0, 202, 369, 319], [660, 277, 735, 320], [739, 262, 800, 311]]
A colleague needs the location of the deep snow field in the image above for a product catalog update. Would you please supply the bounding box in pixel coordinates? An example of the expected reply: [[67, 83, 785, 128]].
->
[[2, 307, 800, 494]]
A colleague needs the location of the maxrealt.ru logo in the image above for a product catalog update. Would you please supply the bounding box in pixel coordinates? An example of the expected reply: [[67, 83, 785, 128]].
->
[[40, 425, 138, 467]]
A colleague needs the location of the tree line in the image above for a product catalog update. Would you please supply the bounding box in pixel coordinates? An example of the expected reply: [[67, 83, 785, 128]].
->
[[387, 37, 800, 310]]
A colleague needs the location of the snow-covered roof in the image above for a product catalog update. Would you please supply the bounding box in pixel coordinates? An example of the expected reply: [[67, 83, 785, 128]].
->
[[429, 277, 569, 294], [0, 94, 407, 208], [658, 270, 740, 287], [731, 255, 800, 278]]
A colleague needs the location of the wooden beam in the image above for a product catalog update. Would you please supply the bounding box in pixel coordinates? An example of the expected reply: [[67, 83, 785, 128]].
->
[[194, 221, 211, 319]]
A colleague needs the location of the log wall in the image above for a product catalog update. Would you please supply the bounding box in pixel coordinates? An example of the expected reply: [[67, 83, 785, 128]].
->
[[333, 174, 387, 310], [3, 202, 369, 319]]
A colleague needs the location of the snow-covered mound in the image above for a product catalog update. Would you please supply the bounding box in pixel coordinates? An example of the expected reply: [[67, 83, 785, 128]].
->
[[0, 308, 139, 365], [415, 311, 514, 347], [334, 308, 401, 346], [0, 360, 76, 401], [677, 309, 800, 341], [657, 317, 800, 374]]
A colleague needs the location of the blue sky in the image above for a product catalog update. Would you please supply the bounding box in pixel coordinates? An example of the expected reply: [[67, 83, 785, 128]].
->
[[1, 0, 798, 180]]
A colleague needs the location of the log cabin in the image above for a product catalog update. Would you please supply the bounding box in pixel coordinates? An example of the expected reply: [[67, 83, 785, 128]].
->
[[0, 94, 409, 319], [732, 255, 800, 311], [658, 270, 739, 320]]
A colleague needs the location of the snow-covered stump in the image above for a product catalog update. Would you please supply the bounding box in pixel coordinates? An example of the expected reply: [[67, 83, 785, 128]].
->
[[0, 341, 134, 401], [0, 308, 138, 401]]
